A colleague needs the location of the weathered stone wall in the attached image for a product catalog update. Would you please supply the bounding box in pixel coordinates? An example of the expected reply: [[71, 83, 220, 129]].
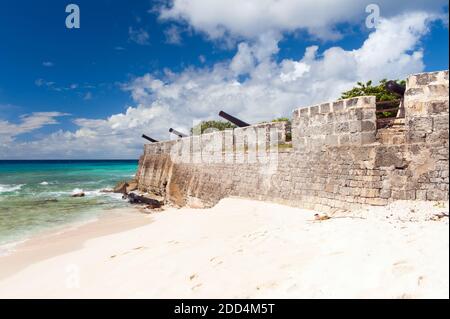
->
[[292, 96, 377, 151], [136, 70, 449, 212], [144, 121, 290, 156]]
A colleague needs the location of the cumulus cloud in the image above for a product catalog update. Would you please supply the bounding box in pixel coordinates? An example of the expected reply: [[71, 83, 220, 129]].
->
[[1, 8, 445, 159], [119, 12, 431, 126], [158, 0, 447, 41]]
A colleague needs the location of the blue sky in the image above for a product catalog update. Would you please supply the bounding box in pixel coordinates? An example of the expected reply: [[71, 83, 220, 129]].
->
[[0, 0, 448, 159]]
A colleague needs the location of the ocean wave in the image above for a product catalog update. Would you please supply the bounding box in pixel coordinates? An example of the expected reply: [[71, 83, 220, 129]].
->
[[0, 184, 25, 194], [84, 189, 124, 200], [71, 188, 84, 195], [39, 188, 123, 200], [0, 239, 27, 257]]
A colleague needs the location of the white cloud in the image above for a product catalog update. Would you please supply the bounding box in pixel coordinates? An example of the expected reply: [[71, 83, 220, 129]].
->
[[35, 78, 55, 88], [0, 112, 69, 144], [1, 11, 444, 159], [129, 27, 150, 45], [35, 79, 89, 93], [164, 25, 183, 44], [280, 61, 311, 83], [42, 61, 54, 67], [159, 0, 447, 41]]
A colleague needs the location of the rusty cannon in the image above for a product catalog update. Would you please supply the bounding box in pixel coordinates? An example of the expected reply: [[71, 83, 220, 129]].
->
[[169, 128, 188, 138], [218, 111, 250, 128], [385, 81, 406, 97], [142, 134, 159, 143]]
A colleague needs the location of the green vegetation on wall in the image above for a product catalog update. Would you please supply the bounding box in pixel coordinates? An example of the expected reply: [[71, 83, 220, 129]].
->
[[341, 79, 405, 118], [191, 120, 236, 134], [341, 79, 405, 102]]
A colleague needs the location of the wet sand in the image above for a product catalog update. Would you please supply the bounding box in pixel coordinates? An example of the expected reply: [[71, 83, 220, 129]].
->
[[0, 208, 152, 280]]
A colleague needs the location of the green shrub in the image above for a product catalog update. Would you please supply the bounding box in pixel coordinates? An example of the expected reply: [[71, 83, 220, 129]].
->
[[341, 79, 405, 118], [191, 120, 236, 134], [341, 79, 405, 102]]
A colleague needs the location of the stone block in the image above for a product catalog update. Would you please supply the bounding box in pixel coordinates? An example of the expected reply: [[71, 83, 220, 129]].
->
[[427, 101, 449, 114], [361, 121, 376, 132], [419, 72, 439, 85], [427, 130, 449, 144], [360, 132, 376, 145], [310, 105, 319, 115], [405, 88, 424, 97], [426, 84, 450, 97], [360, 188, 380, 198], [345, 98, 359, 107], [320, 103, 330, 113], [335, 122, 349, 133], [339, 134, 350, 146], [349, 121, 361, 133], [407, 131, 427, 143], [333, 101, 344, 112], [427, 189, 449, 201], [324, 134, 339, 146], [408, 117, 433, 133], [363, 109, 376, 120], [433, 115, 449, 131], [299, 107, 309, 117], [380, 189, 391, 199]]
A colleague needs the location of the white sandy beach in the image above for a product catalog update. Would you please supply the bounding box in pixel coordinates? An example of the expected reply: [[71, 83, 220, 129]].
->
[[0, 198, 448, 299]]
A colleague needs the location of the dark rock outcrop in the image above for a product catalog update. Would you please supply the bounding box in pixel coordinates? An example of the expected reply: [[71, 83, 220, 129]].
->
[[71, 192, 85, 198], [127, 193, 163, 209]]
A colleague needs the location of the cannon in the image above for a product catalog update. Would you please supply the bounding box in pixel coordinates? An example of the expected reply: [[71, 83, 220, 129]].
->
[[169, 128, 188, 138], [142, 134, 159, 143], [385, 81, 406, 97], [218, 111, 250, 128]]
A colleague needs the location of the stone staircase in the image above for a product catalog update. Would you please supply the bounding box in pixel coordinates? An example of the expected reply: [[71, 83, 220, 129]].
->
[[376, 118, 406, 145]]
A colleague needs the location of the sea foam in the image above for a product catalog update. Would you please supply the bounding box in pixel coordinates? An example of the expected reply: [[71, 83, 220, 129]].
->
[[0, 184, 24, 194]]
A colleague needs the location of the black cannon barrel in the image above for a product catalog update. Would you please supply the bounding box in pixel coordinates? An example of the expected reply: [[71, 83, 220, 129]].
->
[[218, 111, 250, 128], [169, 128, 188, 138], [142, 134, 159, 143], [385, 81, 406, 97]]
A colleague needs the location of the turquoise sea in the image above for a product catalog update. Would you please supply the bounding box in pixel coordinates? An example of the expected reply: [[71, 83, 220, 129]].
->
[[0, 160, 138, 249]]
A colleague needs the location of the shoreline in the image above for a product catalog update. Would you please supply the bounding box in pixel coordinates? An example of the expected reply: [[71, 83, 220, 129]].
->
[[0, 198, 448, 299], [0, 207, 152, 281]]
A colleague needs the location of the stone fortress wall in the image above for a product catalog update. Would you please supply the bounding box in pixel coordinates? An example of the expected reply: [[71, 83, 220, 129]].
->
[[136, 70, 449, 212]]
